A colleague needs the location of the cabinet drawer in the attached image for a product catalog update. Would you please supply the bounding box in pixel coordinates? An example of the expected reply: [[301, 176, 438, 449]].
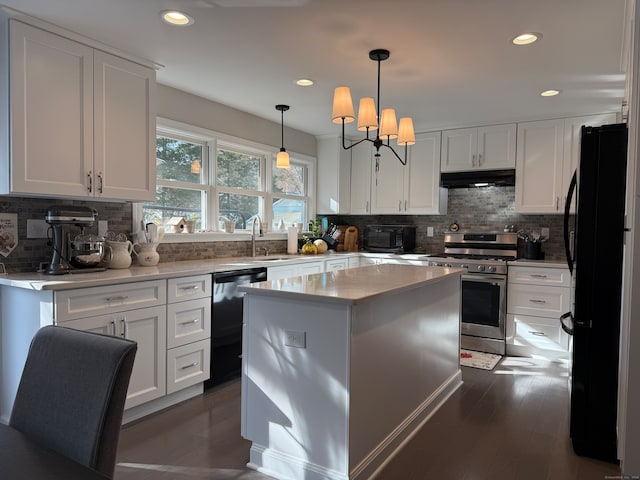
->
[[167, 297, 211, 348], [508, 266, 570, 287], [512, 314, 570, 352], [167, 339, 210, 395], [325, 258, 349, 272], [167, 275, 212, 303], [507, 283, 570, 318], [55, 280, 166, 322]]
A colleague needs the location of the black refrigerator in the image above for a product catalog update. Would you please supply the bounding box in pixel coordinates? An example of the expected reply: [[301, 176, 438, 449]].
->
[[562, 122, 628, 463]]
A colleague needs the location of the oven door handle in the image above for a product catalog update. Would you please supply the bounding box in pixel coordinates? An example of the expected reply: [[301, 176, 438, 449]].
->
[[461, 274, 506, 283]]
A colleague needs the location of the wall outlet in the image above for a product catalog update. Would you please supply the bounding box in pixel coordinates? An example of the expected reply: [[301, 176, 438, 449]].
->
[[98, 220, 108, 236], [284, 330, 306, 348], [27, 219, 49, 239], [427, 226, 434, 237], [541, 227, 550, 240]]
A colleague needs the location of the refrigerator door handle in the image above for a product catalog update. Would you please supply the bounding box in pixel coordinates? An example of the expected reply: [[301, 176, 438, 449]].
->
[[564, 170, 577, 274], [560, 311, 574, 335]]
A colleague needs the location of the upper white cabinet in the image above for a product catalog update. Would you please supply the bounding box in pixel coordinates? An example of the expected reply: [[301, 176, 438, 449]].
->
[[317, 136, 351, 214], [371, 132, 447, 215], [441, 124, 516, 172], [0, 19, 156, 201], [349, 140, 373, 214], [515, 113, 617, 214]]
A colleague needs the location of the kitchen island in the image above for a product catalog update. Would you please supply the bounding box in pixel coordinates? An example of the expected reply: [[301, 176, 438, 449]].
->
[[239, 264, 463, 480]]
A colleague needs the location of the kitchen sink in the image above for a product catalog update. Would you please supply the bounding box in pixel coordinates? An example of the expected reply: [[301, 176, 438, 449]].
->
[[259, 257, 291, 262]]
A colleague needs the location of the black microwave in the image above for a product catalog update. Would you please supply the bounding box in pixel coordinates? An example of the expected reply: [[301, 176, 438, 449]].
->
[[363, 225, 417, 253]]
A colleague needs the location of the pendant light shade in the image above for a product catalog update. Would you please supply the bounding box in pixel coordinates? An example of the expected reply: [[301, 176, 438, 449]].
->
[[379, 108, 398, 139], [330, 49, 414, 165], [398, 117, 416, 146], [357, 97, 378, 131], [275, 104, 290, 169], [332, 86, 355, 124]]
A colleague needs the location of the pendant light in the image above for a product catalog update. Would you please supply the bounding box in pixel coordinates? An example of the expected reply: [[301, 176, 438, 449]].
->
[[332, 49, 415, 166], [276, 104, 290, 168]]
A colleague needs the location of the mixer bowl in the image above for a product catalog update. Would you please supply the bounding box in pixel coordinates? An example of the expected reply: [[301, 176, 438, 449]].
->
[[69, 237, 106, 268]]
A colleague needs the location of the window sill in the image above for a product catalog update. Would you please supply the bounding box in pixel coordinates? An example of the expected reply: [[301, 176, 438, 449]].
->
[[160, 231, 291, 243]]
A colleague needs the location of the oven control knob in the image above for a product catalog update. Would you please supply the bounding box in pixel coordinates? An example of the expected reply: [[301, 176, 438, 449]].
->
[[460, 264, 468, 269], [477, 265, 486, 272], [488, 265, 496, 273], [445, 263, 452, 268]]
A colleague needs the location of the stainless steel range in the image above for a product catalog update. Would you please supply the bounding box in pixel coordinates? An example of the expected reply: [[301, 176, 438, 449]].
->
[[429, 231, 518, 355]]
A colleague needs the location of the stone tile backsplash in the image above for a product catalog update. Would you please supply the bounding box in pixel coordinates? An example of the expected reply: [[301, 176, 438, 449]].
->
[[1, 186, 567, 273]]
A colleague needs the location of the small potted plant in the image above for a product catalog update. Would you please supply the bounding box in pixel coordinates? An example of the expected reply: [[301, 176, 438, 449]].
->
[[517, 230, 547, 259]]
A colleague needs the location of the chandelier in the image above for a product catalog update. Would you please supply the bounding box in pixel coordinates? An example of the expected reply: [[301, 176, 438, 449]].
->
[[275, 104, 290, 168], [331, 49, 415, 166]]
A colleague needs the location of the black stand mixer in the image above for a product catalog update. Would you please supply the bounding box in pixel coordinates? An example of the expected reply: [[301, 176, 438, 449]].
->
[[44, 206, 105, 275]]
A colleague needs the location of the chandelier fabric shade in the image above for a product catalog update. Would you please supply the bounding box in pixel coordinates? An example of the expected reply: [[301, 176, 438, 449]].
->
[[275, 104, 290, 169], [330, 49, 415, 166]]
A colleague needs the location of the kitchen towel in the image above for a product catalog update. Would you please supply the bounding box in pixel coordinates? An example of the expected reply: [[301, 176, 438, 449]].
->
[[287, 226, 298, 254]]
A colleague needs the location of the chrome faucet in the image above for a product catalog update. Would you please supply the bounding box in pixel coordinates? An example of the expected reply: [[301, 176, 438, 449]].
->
[[251, 216, 263, 257]]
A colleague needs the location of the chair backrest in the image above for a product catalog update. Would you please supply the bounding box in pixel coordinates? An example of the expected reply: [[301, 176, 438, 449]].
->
[[9, 326, 137, 478]]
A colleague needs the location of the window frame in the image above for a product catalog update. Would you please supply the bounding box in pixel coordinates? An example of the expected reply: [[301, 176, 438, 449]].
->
[[133, 117, 316, 242]]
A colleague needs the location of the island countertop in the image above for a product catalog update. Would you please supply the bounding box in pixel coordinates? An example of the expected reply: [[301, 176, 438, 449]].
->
[[239, 263, 463, 304]]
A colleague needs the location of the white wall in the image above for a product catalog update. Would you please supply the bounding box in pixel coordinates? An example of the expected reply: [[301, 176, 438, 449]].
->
[[155, 84, 317, 158]]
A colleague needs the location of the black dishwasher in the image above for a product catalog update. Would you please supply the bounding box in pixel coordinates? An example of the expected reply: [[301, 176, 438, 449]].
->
[[205, 267, 268, 388]]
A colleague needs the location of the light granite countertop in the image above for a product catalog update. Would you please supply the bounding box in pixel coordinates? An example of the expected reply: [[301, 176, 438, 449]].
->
[[238, 264, 464, 304]]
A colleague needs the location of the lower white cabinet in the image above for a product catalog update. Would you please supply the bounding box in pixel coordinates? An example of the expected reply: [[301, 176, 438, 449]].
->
[[61, 304, 167, 409], [267, 261, 324, 280], [325, 257, 350, 272], [507, 265, 571, 357]]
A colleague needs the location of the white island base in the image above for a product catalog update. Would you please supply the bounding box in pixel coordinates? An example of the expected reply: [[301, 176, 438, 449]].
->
[[240, 264, 463, 480]]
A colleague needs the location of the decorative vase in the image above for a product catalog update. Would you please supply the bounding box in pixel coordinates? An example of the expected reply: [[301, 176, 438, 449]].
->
[[132, 242, 160, 266], [103, 240, 133, 269]]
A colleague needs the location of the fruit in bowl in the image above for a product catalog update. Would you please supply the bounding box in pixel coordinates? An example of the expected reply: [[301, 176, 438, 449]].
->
[[301, 240, 318, 255]]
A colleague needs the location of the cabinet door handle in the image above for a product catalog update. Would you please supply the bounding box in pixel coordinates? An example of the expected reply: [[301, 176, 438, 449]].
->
[[529, 299, 547, 304], [109, 320, 117, 336], [398, 200, 402, 212], [366, 200, 369, 213], [529, 331, 546, 336], [179, 318, 200, 326], [98, 173, 103, 194], [87, 171, 93, 193], [404, 200, 407, 211], [179, 285, 199, 291], [105, 295, 129, 302], [530, 274, 548, 278], [478, 153, 482, 166], [180, 362, 199, 370], [121, 317, 127, 338], [556, 196, 560, 210], [471, 154, 476, 167]]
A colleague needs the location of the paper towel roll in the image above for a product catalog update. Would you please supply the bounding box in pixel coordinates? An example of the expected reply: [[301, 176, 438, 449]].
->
[[287, 226, 298, 254]]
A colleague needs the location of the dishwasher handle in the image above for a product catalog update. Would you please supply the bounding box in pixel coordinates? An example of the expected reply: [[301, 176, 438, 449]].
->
[[213, 268, 267, 284]]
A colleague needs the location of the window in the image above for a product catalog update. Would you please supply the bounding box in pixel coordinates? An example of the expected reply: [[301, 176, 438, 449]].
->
[[140, 119, 315, 235]]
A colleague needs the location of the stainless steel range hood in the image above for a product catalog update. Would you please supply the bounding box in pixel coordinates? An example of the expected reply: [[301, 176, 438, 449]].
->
[[440, 169, 516, 188]]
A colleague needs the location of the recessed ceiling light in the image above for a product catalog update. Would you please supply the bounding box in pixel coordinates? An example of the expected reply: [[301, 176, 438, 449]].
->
[[160, 10, 194, 26], [512, 32, 542, 45], [296, 79, 314, 87], [540, 89, 561, 97]]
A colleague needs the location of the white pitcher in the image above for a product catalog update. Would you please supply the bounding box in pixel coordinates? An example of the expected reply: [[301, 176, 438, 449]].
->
[[103, 240, 133, 269], [132, 242, 160, 266]]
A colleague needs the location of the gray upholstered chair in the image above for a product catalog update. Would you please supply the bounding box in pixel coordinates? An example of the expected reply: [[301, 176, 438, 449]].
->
[[9, 326, 137, 479]]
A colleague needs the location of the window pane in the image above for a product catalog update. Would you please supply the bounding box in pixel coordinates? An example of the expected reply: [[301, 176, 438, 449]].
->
[[272, 197, 305, 230], [143, 186, 203, 229], [218, 192, 260, 230], [272, 161, 305, 196], [156, 136, 204, 183], [217, 149, 261, 190]]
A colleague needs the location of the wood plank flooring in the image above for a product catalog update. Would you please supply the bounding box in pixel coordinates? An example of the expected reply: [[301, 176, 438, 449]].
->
[[116, 355, 621, 480]]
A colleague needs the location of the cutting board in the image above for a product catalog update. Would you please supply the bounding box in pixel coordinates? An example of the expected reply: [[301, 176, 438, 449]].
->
[[343, 226, 359, 252]]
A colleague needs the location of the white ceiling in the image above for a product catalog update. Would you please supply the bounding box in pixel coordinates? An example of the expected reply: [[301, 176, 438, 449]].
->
[[1, 0, 630, 138]]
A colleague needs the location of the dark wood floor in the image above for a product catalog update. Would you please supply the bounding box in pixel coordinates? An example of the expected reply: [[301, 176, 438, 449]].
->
[[116, 356, 621, 480]]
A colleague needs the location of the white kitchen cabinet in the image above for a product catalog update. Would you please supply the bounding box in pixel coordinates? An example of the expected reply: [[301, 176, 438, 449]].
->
[[515, 113, 617, 214], [267, 260, 324, 280], [166, 274, 212, 395], [325, 257, 350, 272], [372, 132, 446, 215], [0, 19, 156, 201], [317, 136, 351, 214], [506, 264, 571, 357], [349, 141, 373, 214], [62, 305, 167, 409], [441, 124, 516, 172]]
